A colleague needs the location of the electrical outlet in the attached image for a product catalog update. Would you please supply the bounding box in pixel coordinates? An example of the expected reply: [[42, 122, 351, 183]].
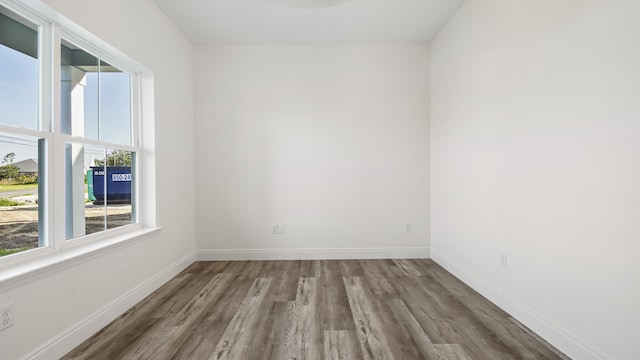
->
[[0, 304, 13, 331], [272, 224, 286, 234], [500, 252, 508, 269], [405, 223, 413, 233]]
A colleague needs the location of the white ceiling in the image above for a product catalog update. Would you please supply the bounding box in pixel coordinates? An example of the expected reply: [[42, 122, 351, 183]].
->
[[152, 0, 466, 44]]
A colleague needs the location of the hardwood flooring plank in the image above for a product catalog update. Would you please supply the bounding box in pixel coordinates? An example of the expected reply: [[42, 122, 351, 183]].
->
[[393, 259, 424, 277], [371, 298, 427, 360], [255, 301, 296, 360], [64, 262, 224, 360], [387, 299, 440, 360], [283, 277, 322, 360], [290, 304, 323, 360], [184, 261, 229, 274], [223, 260, 266, 280], [274, 301, 298, 360], [432, 344, 473, 360], [343, 276, 396, 360], [170, 261, 268, 359], [508, 317, 571, 360], [64, 314, 160, 360], [390, 273, 460, 344], [296, 277, 318, 306], [361, 260, 403, 299], [65, 260, 568, 360], [125, 272, 235, 359], [300, 260, 322, 277], [168, 277, 255, 360], [209, 277, 273, 360], [339, 260, 364, 277], [268, 260, 302, 301], [324, 330, 362, 360], [416, 268, 562, 359], [414, 273, 523, 359], [318, 261, 354, 330]]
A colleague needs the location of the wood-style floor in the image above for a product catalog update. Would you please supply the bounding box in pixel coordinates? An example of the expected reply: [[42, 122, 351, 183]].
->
[[64, 260, 568, 360]]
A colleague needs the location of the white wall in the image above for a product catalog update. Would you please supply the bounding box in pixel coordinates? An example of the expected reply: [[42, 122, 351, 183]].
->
[[195, 44, 430, 259], [0, 0, 196, 359], [430, 1, 640, 359]]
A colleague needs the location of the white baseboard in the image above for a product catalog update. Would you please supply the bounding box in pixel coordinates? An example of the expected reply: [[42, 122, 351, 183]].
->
[[197, 247, 430, 261], [22, 251, 197, 360], [431, 249, 611, 360]]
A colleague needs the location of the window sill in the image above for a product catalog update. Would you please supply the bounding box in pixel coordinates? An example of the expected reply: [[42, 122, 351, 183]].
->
[[0, 226, 163, 292]]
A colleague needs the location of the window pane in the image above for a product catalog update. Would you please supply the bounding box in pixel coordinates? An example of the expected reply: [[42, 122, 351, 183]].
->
[[66, 143, 102, 239], [0, 6, 39, 130], [61, 40, 99, 139], [0, 133, 43, 257], [61, 41, 132, 145], [100, 62, 132, 145], [65, 144, 134, 239], [105, 148, 133, 230]]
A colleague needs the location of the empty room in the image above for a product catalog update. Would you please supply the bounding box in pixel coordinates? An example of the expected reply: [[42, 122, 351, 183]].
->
[[0, 0, 637, 359]]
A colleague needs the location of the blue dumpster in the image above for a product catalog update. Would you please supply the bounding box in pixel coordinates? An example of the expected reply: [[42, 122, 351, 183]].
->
[[89, 166, 132, 204]]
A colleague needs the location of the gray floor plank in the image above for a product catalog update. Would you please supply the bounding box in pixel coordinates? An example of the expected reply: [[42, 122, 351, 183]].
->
[[288, 277, 322, 360], [318, 261, 355, 330], [433, 344, 473, 360], [128, 273, 234, 359], [63, 260, 568, 360], [343, 276, 396, 360], [323, 330, 362, 360], [209, 277, 273, 360]]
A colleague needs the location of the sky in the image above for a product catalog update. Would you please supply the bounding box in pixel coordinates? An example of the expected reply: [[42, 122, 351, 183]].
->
[[0, 43, 132, 166], [82, 71, 132, 146], [0, 43, 38, 132], [0, 44, 38, 163]]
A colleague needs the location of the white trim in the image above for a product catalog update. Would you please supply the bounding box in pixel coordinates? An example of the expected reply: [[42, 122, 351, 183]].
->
[[20, 250, 196, 360], [197, 247, 430, 261], [0, 227, 163, 292], [56, 134, 138, 152], [137, 72, 156, 228], [431, 249, 612, 360]]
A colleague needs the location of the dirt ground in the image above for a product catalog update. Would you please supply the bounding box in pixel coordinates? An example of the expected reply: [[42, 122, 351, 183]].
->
[[0, 204, 132, 251]]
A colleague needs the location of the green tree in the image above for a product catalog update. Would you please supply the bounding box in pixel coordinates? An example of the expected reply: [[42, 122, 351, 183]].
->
[[1, 152, 17, 180], [94, 149, 132, 167], [0, 165, 18, 180], [3, 152, 15, 165]]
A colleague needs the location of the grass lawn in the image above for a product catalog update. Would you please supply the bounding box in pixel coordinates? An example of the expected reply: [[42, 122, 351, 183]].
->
[[0, 184, 38, 193], [0, 198, 22, 206], [0, 247, 30, 257]]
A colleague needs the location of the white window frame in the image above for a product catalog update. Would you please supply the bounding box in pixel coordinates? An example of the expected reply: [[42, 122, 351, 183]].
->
[[0, 0, 158, 281], [57, 33, 141, 244]]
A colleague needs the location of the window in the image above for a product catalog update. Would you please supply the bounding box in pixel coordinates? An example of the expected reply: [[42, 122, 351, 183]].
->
[[0, 1, 151, 261], [61, 40, 137, 240], [0, 5, 44, 257]]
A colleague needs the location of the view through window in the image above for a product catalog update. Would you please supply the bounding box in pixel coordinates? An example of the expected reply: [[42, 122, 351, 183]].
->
[[62, 40, 135, 240], [0, 3, 141, 258], [0, 6, 43, 257]]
